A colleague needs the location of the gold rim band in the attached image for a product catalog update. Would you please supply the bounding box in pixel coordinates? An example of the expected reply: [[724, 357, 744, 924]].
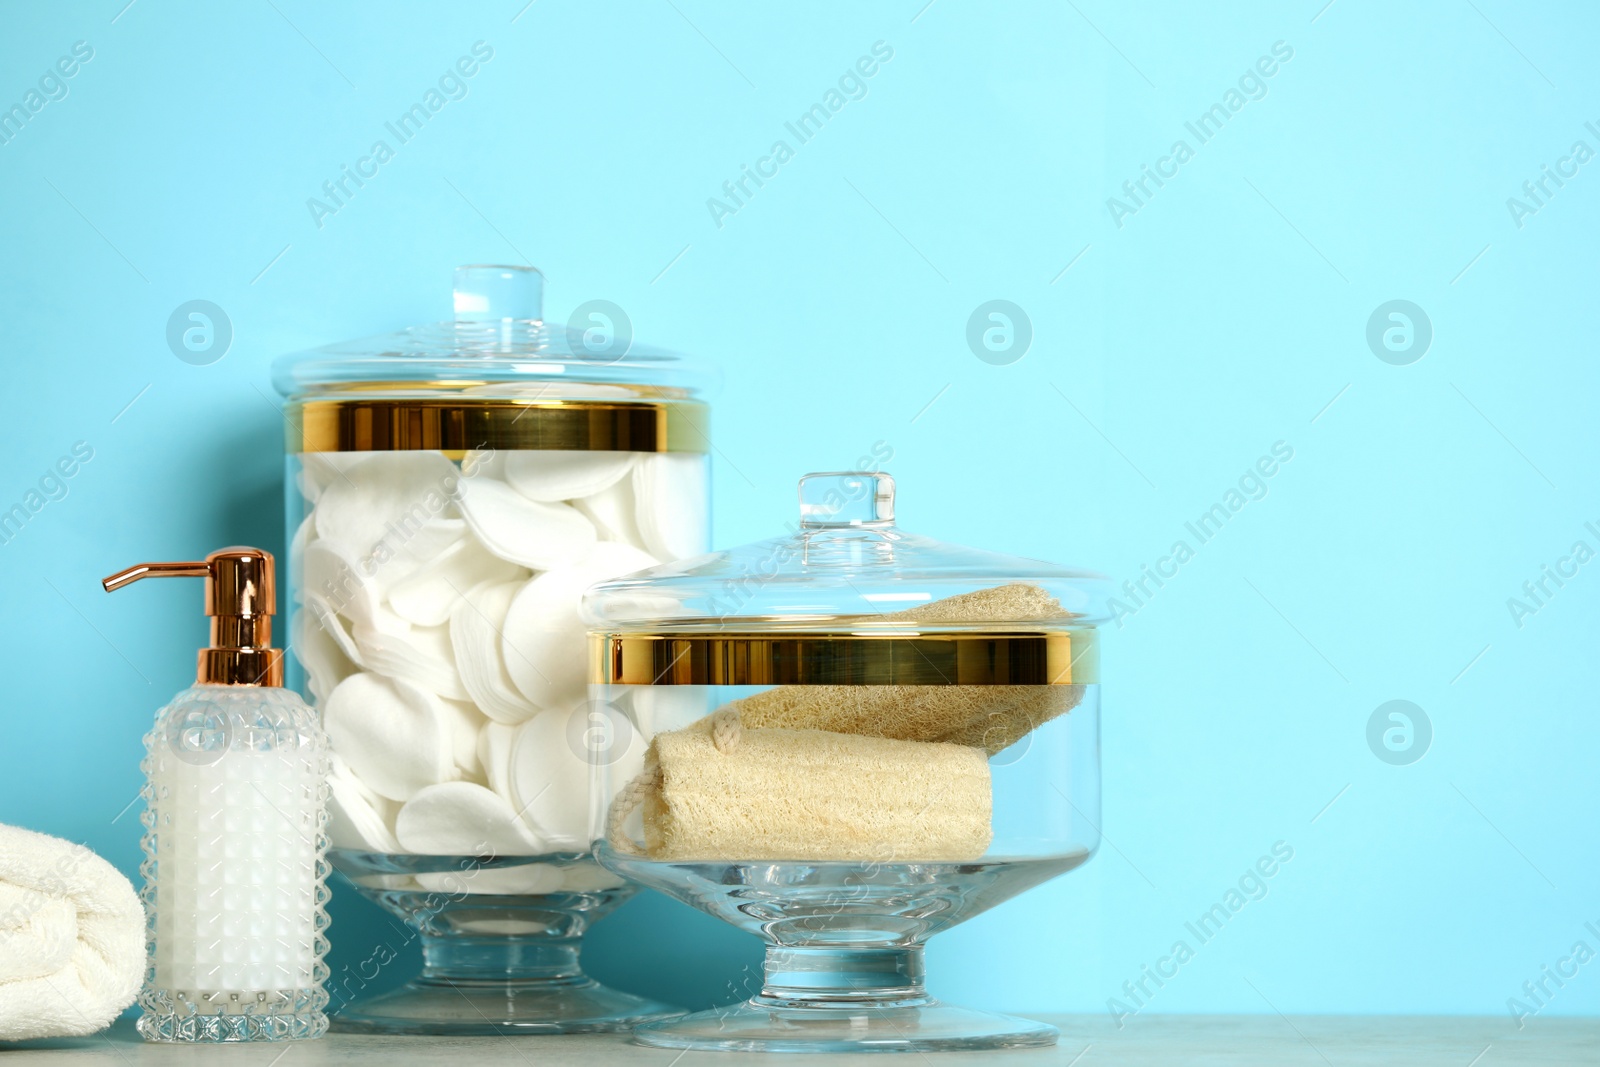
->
[[594, 631, 1098, 686], [287, 398, 710, 453]]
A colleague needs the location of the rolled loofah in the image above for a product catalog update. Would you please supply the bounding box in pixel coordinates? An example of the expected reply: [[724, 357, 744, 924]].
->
[[725, 582, 1084, 756], [612, 710, 992, 862], [878, 581, 1071, 625], [728, 683, 1082, 757]]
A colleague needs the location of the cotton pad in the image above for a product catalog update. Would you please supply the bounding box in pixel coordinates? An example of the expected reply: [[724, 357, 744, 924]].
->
[[504, 451, 636, 503], [626, 685, 709, 741], [328, 756, 401, 852], [314, 451, 461, 563], [289, 512, 315, 585], [388, 516, 468, 574], [299, 451, 370, 503], [632, 453, 709, 561], [292, 607, 358, 705], [451, 581, 541, 724], [442, 699, 488, 778], [351, 514, 469, 598], [395, 782, 545, 856], [461, 447, 506, 481], [302, 539, 384, 628], [352, 621, 469, 702], [607, 717, 647, 803], [304, 594, 366, 668], [502, 543, 658, 712], [508, 709, 593, 849], [477, 721, 516, 802], [324, 672, 456, 802], [331, 754, 387, 807], [574, 477, 644, 546], [296, 464, 327, 506], [565, 696, 649, 801], [458, 478, 596, 570], [386, 537, 526, 627]]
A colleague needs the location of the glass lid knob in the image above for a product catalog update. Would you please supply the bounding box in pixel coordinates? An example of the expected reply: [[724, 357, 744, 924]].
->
[[453, 264, 544, 323], [798, 472, 895, 528]]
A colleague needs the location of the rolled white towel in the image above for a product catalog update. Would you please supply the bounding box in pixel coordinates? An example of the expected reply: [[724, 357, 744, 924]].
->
[[0, 824, 143, 1041]]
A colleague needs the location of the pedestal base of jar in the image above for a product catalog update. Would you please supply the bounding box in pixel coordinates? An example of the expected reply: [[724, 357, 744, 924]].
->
[[633, 998, 1057, 1054], [596, 847, 1089, 1052], [329, 849, 681, 1035], [333, 975, 680, 1036]]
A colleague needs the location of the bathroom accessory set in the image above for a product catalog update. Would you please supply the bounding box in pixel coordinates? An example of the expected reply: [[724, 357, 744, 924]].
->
[[31, 264, 1105, 1053]]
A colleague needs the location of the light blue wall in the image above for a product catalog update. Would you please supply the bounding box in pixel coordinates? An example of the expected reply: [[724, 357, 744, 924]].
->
[[1, 0, 1595, 1024]]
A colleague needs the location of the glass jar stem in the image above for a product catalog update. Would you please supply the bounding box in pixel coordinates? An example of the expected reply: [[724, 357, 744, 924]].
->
[[420, 934, 583, 984], [758, 946, 930, 1007]]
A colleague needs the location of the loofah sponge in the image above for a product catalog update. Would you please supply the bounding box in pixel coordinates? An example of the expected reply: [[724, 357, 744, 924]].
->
[[878, 581, 1070, 625], [727, 583, 1084, 756], [611, 710, 992, 862], [727, 683, 1082, 757]]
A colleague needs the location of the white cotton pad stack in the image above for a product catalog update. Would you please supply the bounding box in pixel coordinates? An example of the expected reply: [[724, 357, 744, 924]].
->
[[295, 448, 703, 892]]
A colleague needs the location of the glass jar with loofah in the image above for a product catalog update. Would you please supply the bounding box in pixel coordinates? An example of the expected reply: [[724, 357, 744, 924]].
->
[[584, 472, 1108, 1053], [271, 265, 709, 1035]]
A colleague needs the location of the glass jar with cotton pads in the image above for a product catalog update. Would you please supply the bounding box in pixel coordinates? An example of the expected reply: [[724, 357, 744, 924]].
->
[[584, 472, 1107, 1053], [271, 265, 708, 1035]]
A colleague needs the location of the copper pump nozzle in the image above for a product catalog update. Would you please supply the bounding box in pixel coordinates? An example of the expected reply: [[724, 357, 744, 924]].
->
[[103, 547, 284, 687]]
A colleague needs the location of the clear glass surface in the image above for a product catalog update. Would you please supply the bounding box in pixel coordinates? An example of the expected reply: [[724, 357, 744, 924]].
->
[[275, 264, 707, 1034], [584, 473, 1108, 1052]]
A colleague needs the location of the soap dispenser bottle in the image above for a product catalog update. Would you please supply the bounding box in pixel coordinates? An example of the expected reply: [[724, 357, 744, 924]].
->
[[104, 548, 330, 1042]]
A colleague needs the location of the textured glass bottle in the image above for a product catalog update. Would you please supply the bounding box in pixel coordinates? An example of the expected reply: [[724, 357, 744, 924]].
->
[[106, 549, 331, 1042], [139, 686, 329, 1040]]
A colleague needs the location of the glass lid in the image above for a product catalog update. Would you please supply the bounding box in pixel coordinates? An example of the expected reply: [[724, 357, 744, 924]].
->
[[272, 264, 710, 398], [584, 472, 1110, 634]]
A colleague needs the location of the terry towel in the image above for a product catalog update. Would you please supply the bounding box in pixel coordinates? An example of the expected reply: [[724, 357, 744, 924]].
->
[[0, 824, 143, 1042], [610, 709, 992, 862]]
